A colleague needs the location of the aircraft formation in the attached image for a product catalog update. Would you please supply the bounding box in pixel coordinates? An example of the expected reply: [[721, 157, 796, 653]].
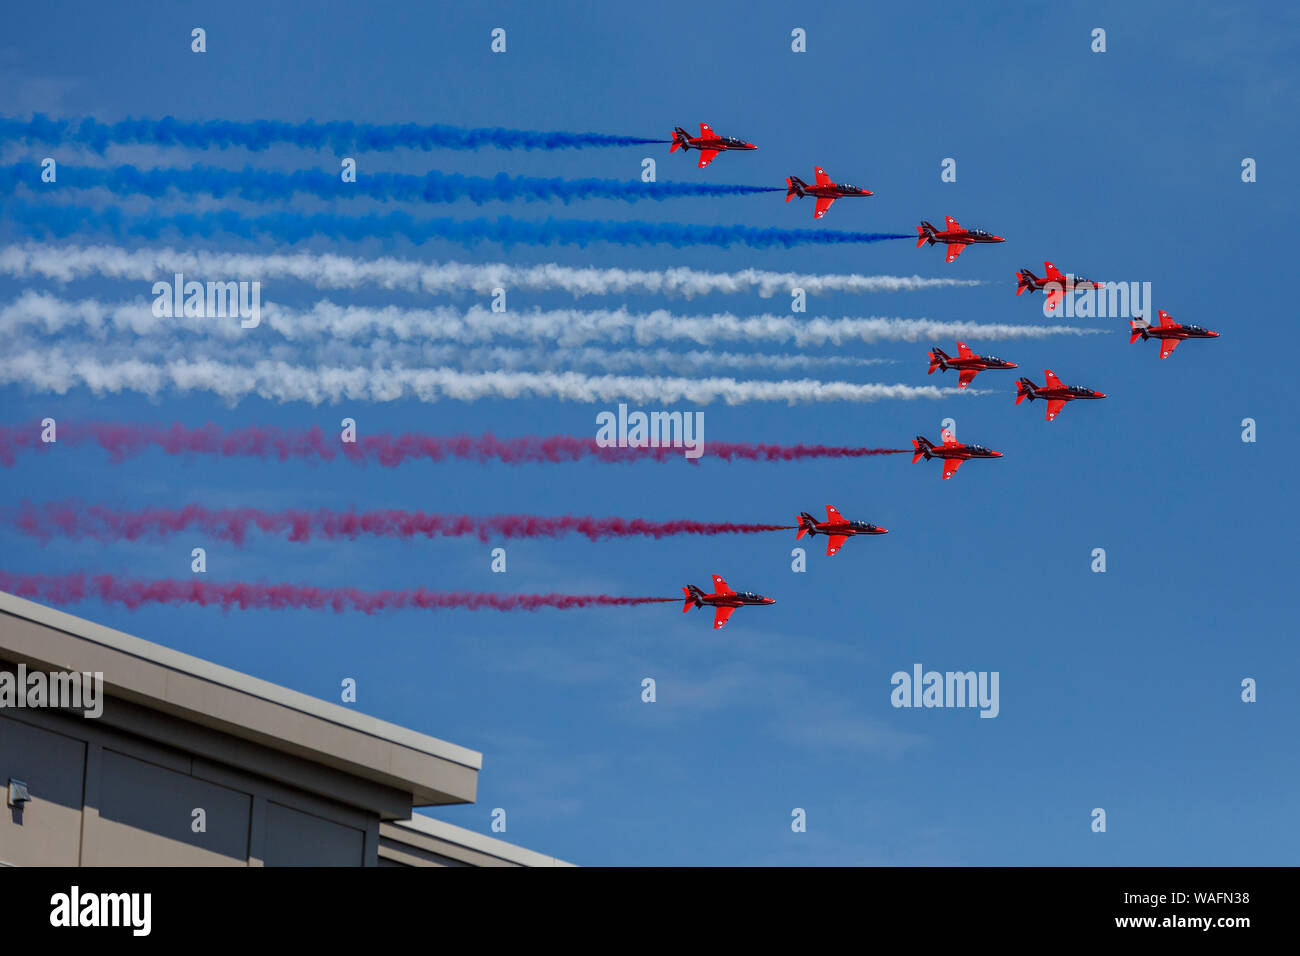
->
[[682, 575, 777, 630], [663, 121, 1219, 628], [1015, 372, 1106, 421], [927, 342, 1017, 390], [669, 123, 757, 168], [1016, 262, 1102, 311], [796, 505, 888, 557], [784, 166, 873, 219], [1130, 310, 1220, 359]]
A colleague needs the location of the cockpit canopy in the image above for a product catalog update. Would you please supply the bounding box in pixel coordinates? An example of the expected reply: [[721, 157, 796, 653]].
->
[[720, 136, 747, 146], [1068, 385, 1095, 394], [1184, 325, 1206, 333], [968, 229, 993, 238], [736, 591, 762, 600], [969, 444, 990, 453]]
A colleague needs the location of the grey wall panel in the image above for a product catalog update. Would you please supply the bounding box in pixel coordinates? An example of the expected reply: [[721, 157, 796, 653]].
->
[[96, 749, 252, 865], [263, 801, 365, 867], [0, 713, 86, 866]]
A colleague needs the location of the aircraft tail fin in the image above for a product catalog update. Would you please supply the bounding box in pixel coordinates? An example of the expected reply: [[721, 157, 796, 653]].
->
[[795, 513, 816, 540], [1129, 318, 1150, 343], [1015, 378, 1036, 404], [917, 221, 938, 248], [927, 347, 949, 374], [1015, 269, 1037, 295], [669, 128, 689, 153], [912, 436, 933, 463], [682, 585, 702, 613], [785, 177, 806, 201]]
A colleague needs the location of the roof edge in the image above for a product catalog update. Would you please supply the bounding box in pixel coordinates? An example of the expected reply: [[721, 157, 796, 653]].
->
[[0, 590, 483, 771], [394, 813, 576, 867]]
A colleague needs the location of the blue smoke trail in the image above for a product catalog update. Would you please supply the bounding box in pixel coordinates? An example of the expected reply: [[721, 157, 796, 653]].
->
[[0, 114, 669, 153], [0, 200, 912, 250], [0, 163, 783, 204]]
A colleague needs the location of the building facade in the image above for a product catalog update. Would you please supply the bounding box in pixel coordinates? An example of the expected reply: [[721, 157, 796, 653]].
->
[[0, 591, 570, 867]]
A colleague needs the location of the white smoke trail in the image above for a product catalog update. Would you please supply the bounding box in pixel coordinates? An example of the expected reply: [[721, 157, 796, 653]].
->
[[0, 243, 982, 298], [0, 349, 980, 406], [0, 312, 897, 374], [450, 346, 896, 373], [0, 291, 1100, 348]]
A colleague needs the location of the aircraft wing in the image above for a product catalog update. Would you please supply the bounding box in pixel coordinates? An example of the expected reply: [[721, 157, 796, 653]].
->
[[711, 574, 733, 594], [945, 216, 962, 231], [941, 457, 965, 480], [1044, 287, 1064, 311], [1043, 369, 1064, 389], [712, 605, 737, 629], [955, 341, 975, 359], [826, 505, 845, 523], [1045, 398, 1067, 421], [1159, 337, 1181, 359], [957, 369, 978, 389], [697, 149, 720, 169], [1044, 261, 1064, 280], [813, 166, 832, 185], [825, 534, 849, 557], [813, 196, 835, 219], [940, 427, 958, 445], [945, 242, 967, 262], [700, 123, 714, 138], [1157, 310, 1176, 327]]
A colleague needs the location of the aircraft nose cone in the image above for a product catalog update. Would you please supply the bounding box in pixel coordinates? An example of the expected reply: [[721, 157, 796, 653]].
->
[[992, 450, 1004, 457], [1006, 362, 1019, 369], [1209, 331, 1220, 337], [876, 527, 889, 534], [1096, 392, 1107, 398]]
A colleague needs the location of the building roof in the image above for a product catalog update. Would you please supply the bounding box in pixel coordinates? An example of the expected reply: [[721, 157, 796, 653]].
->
[[382, 814, 576, 867], [0, 590, 481, 810]]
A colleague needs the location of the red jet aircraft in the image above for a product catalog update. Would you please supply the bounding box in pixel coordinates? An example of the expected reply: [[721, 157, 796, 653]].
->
[[912, 428, 1003, 480], [917, 217, 1005, 262], [1129, 310, 1220, 359], [795, 504, 888, 557], [927, 341, 1018, 389], [682, 575, 775, 630], [1015, 262, 1104, 311], [1015, 370, 1107, 421], [784, 166, 873, 219], [669, 123, 757, 169]]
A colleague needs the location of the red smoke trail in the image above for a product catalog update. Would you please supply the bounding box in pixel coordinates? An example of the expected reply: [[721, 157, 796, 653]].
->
[[12, 502, 793, 546], [0, 571, 679, 614], [0, 421, 908, 467]]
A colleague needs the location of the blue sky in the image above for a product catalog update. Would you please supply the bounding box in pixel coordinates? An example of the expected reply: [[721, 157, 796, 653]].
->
[[1, 1, 1297, 865]]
